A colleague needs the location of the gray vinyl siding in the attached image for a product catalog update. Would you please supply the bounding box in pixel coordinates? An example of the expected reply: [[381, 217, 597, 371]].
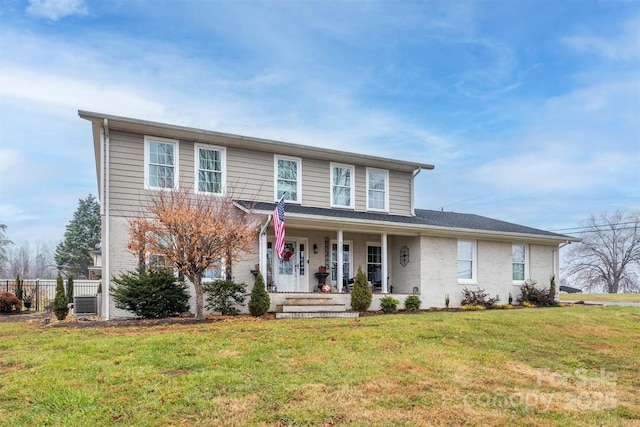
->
[[107, 129, 415, 217], [301, 157, 330, 207], [354, 166, 367, 211], [227, 147, 273, 201], [108, 130, 145, 218], [389, 170, 412, 216]]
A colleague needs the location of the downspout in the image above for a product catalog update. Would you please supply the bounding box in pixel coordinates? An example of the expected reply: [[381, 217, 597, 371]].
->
[[103, 119, 110, 320], [259, 215, 272, 282], [411, 168, 422, 216]]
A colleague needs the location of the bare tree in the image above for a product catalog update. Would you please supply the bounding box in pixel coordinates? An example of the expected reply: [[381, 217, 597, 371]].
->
[[127, 188, 260, 318], [566, 210, 640, 293], [2, 241, 57, 279], [0, 223, 12, 276]]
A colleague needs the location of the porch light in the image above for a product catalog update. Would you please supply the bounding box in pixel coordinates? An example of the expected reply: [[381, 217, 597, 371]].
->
[[313, 243, 318, 254]]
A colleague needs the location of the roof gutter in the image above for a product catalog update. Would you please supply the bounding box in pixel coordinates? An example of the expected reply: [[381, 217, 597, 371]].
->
[[411, 167, 422, 216], [103, 118, 110, 320]]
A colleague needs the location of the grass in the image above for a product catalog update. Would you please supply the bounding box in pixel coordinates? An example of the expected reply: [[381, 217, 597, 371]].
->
[[1, 306, 639, 426], [559, 293, 640, 303]]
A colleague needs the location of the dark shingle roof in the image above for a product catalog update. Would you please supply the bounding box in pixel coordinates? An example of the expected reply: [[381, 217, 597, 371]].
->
[[238, 201, 572, 240]]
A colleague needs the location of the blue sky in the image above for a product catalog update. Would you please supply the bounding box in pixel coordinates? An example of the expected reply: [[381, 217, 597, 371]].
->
[[0, 0, 638, 244]]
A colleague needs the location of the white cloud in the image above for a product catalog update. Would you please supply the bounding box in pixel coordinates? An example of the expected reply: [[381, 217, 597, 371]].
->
[[562, 15, 640, 62], [0, 66, 165, 119], [0, 148, 21, 176], [26, 0, 87, 20]]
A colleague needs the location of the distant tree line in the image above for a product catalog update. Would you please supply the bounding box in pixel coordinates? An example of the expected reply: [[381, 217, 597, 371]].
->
[[565, 210, 639, 294], [0, 195, 101, 279]]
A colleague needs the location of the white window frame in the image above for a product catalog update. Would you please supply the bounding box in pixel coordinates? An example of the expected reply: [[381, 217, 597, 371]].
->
[[148, 254, 167, 270], [366, 242, 382, 285], [194, 144, 226, 195], [202, 259, 226, 282], [330, 162, 355, 209], [366, 167, 389, 212], [144, 136, 179, 190], [457, 239, 477, 284], [512, 244, 529, 284], [274, 155, 302, 203]]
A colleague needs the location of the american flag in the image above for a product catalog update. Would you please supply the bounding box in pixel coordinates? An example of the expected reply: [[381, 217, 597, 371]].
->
[[273, 196, 286, 259]]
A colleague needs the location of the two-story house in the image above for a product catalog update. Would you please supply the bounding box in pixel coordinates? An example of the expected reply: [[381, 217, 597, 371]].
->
[[79, 111, 577, 319]]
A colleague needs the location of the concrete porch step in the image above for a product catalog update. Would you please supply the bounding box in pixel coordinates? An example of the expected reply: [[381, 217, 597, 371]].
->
[[276, 311, 360, 319], [277, 303, 347, 313], [284, 296, 335, 305]]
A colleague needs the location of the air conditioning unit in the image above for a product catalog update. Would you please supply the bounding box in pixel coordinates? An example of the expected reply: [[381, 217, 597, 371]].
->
[[74, 295, 100, 316]]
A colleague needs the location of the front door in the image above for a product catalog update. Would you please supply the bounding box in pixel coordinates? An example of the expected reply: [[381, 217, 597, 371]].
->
[[275, 239, 308, 292]]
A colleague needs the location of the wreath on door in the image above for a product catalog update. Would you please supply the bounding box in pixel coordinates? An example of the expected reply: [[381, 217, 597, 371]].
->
[[283, 243, 295, 262]]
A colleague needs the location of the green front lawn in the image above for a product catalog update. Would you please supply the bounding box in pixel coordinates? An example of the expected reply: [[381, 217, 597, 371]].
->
[[560, 293, 640, 303], [1, 306, 639, 426]]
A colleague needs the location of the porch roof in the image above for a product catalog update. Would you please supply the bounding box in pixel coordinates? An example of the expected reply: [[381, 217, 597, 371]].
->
[[239, 201, 579, 243]]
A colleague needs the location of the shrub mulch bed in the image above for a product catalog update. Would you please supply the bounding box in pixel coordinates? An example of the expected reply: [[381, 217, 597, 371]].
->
[[1, 303, 584, 329]]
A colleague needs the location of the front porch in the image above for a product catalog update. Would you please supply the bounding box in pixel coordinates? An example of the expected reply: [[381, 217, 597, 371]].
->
[[256, 226, 422, 296]]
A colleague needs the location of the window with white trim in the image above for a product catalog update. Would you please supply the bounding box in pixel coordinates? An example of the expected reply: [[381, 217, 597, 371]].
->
[[512, 244, 528, 282], [149, 254, 167, 271], [145, 136, 178, 190], [457, 240, 477, 283], [366, 168, 389, 211], [203, 259, 224, 282], [275, 155, 301, 203], [331, 163, 354, 208], [195, 144, 225, 195], [367, 244, 382, 285]]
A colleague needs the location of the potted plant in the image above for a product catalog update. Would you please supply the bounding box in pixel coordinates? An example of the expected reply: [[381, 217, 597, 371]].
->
[[22, 291, 32, 311]]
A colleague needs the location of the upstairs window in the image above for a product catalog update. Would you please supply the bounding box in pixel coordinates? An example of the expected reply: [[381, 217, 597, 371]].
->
[[275, 155, 301, 203], [457, 240, 477, 283], [367, 168, 389, 211], [512, 244, 528, 282], [331, 163, 354, 208], [145, 136, 178, 190], [195, 144, 225, 195]]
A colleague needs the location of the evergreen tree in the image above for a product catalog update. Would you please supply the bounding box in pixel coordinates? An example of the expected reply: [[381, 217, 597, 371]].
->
[[111, 267, 190, 318], [350, 266, 372, 312], [55, 195, 101, 279], [66, 273, 74, 302], [248, 272, 270, 316], [53, 273, 69, 320], [15, 274, 23, 301]]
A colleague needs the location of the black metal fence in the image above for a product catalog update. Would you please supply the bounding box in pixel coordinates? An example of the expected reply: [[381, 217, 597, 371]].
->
[[2, 279, 101, 312]]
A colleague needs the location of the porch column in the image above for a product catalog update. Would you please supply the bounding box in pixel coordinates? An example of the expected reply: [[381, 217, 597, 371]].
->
[[337, 229, 344, 292], [259, 231, 267, 282], [259, 215, 271, 285], [381, 232, 388, 293]]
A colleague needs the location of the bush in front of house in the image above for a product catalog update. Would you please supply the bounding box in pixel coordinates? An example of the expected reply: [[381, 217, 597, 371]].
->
[[380, 296, 399, 314], [404, 295, 421, 311], [350, 266, 372, 312], [248, 272, 270, 317], [517, 279, 556, 307], [53, 273, 69, 320], [66, 273, 74, 302], [0, 291, 21, 313], [460, 287, 497, 309], [111, 267, 190, 318], [15, 274, 23, 301], [204, 279, 246, 315]]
